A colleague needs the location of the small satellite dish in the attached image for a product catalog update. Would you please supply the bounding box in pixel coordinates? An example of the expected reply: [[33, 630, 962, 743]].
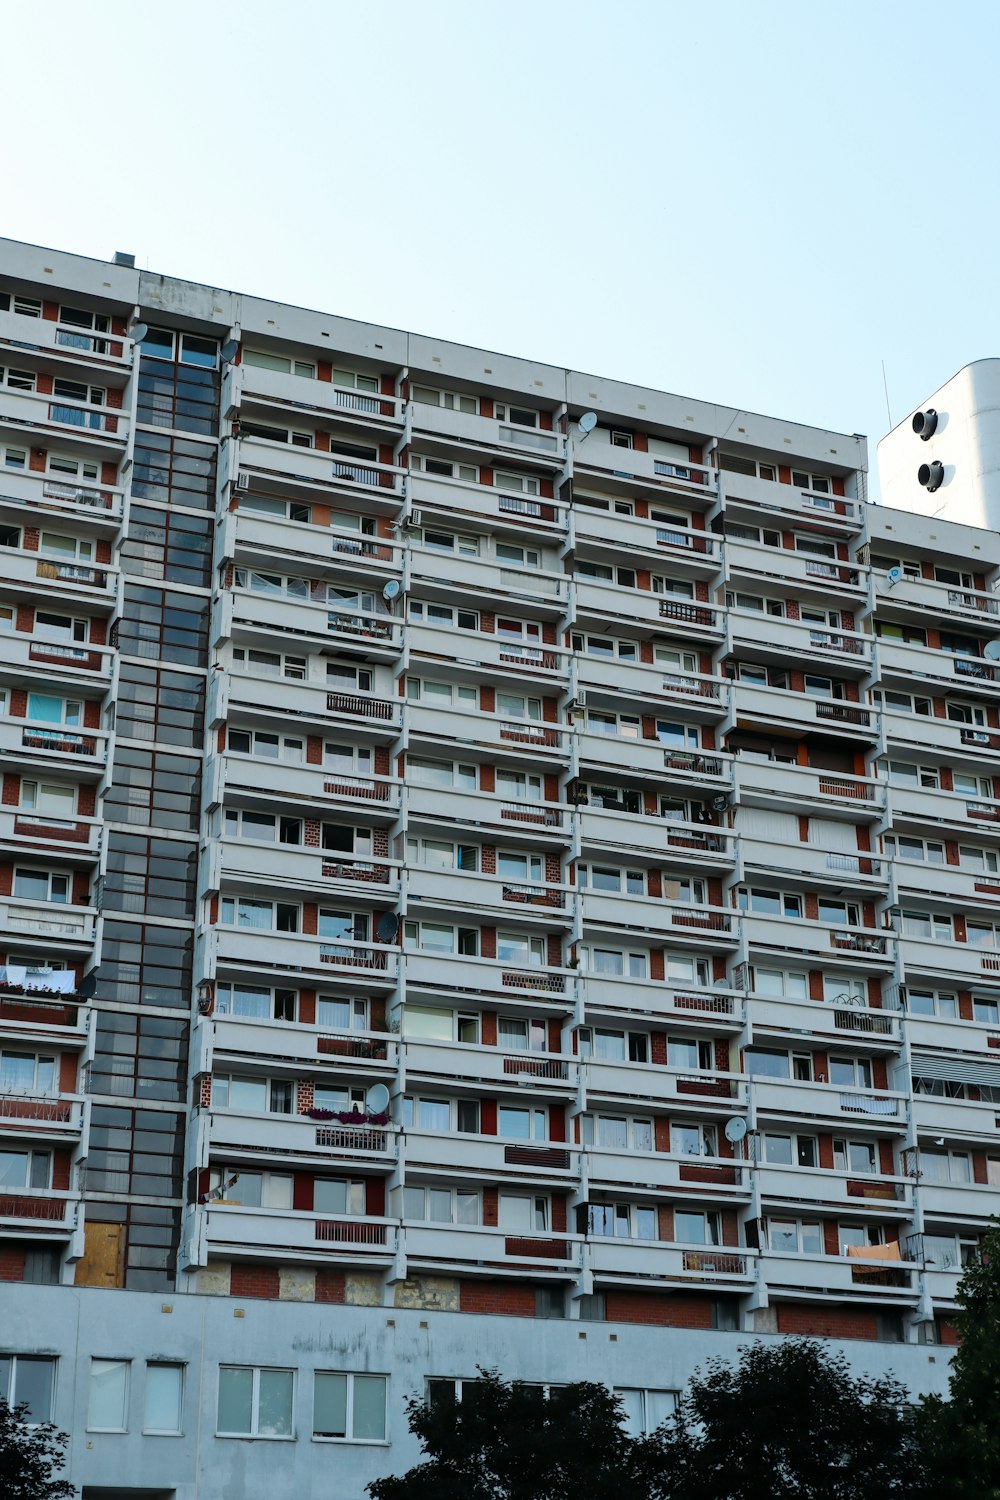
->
[[130, 323, 149, 344], [724, 1117, 748, 1144], [366, 1083, 390, 1115], [382, 579, 401, 603], [885, 566, 903, 588], [578, 411, 598, 434], [220, 338, 240, 365], [376, 911, 400, 943], [985, 641, 1000, 662], [711, 794, 730, 812], [77, 972, 97, 999]]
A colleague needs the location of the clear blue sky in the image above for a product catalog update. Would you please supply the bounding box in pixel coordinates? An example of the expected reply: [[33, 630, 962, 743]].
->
[[8, 0, 999, 479]]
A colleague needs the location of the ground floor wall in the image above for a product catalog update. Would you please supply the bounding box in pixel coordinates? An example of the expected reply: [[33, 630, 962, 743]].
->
[[2, 1284, 954, 1500]]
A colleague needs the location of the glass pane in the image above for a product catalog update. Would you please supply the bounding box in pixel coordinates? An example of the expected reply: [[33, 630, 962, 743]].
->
[[218, 1367, 253, 1433], [352, 1375, 387, 1440], [14, 1357, 53, 1422], [314, 1372, 347, 1437], [145, 1363, 182, 1432], [89, 1359, 128, 1430], [257, 1368, 293, 1436]]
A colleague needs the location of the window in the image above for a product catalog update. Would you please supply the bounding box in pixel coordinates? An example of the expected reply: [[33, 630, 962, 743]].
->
[[884, 835, 946, 865], [317, 995, 369, 1031], [498, 1194, 548, 1232], [403, 1186, 480, 1225], [0, 444, 26, 469], [88, 1359, 130, 1432], [241, 493, 311, 523], [667, 1038, 714, 1072], [144, 1363, 184, 1434], [410, 455, 479, 483], [921, 1150, 972, 1184], [241, 420, 312, 447], [212, 1075, 293, 1114], [753, 968, 809, 1000], [26, 694, 82, 728], [958, 845, 1000, 874], [403, 920, 477, 956], [0, 366, 35, 392], [968, 919, 1000, 950], [670, 1122, 717, 1157], [218, 1366, 294, 1438], [403, 1095, 479, 1134], [0, 1050, 56, 1092], [736, 887, 802, 918], [497, 931, 546, 967], [407, 757, 477, 791], [587, 1202, 656, 1240], [231, 647, 307, 681], [408, 599, 479, 631], [767, 1220, 823, 1254], [762, 1133, 818, 1168], [498, 1105, 548, 1141], [228, 728, 304, 763], [583, 1113, 654, 1152], [224, 809, 302, 845], [416, 527, 480, 556], [496, 542, 541, 568], [413, 384, 478, 415], [13, 869, 70, 904], [833, 1139, 878, 1174], [208, 1170, 293, 1209], [901, 910, 953, 941], [496, 691, 542, 722], [39, 530, 94, 562], [406, 678, 478, 709], [313, 1371, 387, 1442], [674, 1210, 720, 1245], [215, 983, 297, 1022], [0, 1149, 52, 1189], [580, 946, 647, 978], [818, 896, 860, 927], [875, 689, 932, 717], [0, 1356, 55, 1422], [577, 864, 645, 895], [906, 988, 958, 1019], [495, 469, 540, 496], [1, 292, 43, 318], [314, 1179, 365, 1214], [219, 897, 299, 932], [243, 348, 316, 379], [973, 996, 1000, 1025]]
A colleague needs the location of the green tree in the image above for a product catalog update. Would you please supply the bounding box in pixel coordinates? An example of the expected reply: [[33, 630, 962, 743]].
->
[[920, 1220, 1000, 1499], [652, 1337, 927, 1500], [367, 1368, 666, 1500], [0, 1398, 74, 1500]]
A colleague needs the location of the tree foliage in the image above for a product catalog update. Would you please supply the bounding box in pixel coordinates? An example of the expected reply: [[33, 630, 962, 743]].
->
[[920, 1220, 1000, 1499], [366, 1368, 665, 1500], [0, 1398, 74, 1500], [652, 1338, 926, 1500]]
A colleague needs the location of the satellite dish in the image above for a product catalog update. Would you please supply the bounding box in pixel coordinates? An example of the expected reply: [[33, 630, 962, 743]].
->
[[376, 912, 400, 943], [366, 1083, 390, 1115], [985, 641, 1000, 662], [578, 412, 598, 434], [130, 323, 149, 344], [382, 580, 401, 603], [711, 794, 730, 812], [77, 972, 97, 998], [724, 1117, 748, 1144], [885, 567, 903, 588], [220, 338, 240, 365]]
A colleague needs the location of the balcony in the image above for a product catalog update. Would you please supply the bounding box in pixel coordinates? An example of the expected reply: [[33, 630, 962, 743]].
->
[[200, 1204, 397, 1264], [0, 388, 127, 456], [221, 668, 400, 737], [725, 538, 867, 600], [911, 1092, 1000, 1141], [747, 992, 900, 1050], [877, 638, 1000, 699], [213, 834, 400, 903], [226, 587, 402, 658], [579, 889, 736, 948], [0, 898, 96, 953], [206, 1108, 398, 1171], [741, 912, 895, 968], [584, 1145, 749, 1200], [207, 751, 402, 821], [576, 728, 729, 785], [406, 865, 572, 925], [585, 1236, 752, 1289], [879, 706, 1000, 763], [0, 545, 116, 605], [406, 783, 568, 845], [203, 1014, 397, 1076], [574, 577, 723, 639], [404, 949, 574, 1008], [0, 1091, 85, 1142], [738, 834, 886, 893], [751, 1076, 906, 1129], [0, 996, 90, 1052], [729, 609, 871, 673], [572, 508, 721, 575], [904, 1011, 1000, 1058], [409, 545, 568, 614], [576, 807, 734, 865], [234, 432, 404, 498], [888, 781, 1000, 835], [721, 471, 862, 534], [900, 933, 999, 984], [756, 1161, 911, 1213], [410, 400, 564, 466], [0, 805, 101, 862], [731, 682, 878, 741], [760, 1248, 916, 1300], [891, 855, 1000, 911], [917, 1178, 1000, 1226], [407, 621, 570, 688], [210, 925, 399, 988], [576, 655, 728, 718], [579, 973, 744, 1031], [0, 306, 130, 367], [404, 1128, 577, 1185], [873, 571, 1000, 629], [408, 472, 568, 539], [229, 362, 404, 431], [0, 634, 114, 692], [402, 1220, 576, 1276], [734, 760, 885, 821], [0, 716, 106, 773], [585, 1056, 747, 1111], [407, 701, 570, 763], [0, 469, 124, 526], [573, 450, 717, 504], [0, 1187, 82, 1238], [225, 506, 402, 580], [403, 1037, 578, 1095]]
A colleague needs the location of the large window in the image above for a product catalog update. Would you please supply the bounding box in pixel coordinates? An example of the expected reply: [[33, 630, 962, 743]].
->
[[88, 1359, 130, 1432], [217, 1366, 294, 1438], [313, 1372, 387, 1442], [615, 1388, 677, 1437], [0, 1355, 55, 1422], [144, 1362, 184, 1434]]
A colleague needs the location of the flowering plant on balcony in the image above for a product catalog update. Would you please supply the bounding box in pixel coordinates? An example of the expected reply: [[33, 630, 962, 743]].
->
[[306, 1108, 390, 1126]]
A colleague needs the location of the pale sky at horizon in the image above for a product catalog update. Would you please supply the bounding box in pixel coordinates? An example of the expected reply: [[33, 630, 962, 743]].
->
[[6, 0, 999, 487]]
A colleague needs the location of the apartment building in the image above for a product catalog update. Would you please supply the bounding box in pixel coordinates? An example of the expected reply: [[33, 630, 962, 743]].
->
[[0, 237, 995, 1496]]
